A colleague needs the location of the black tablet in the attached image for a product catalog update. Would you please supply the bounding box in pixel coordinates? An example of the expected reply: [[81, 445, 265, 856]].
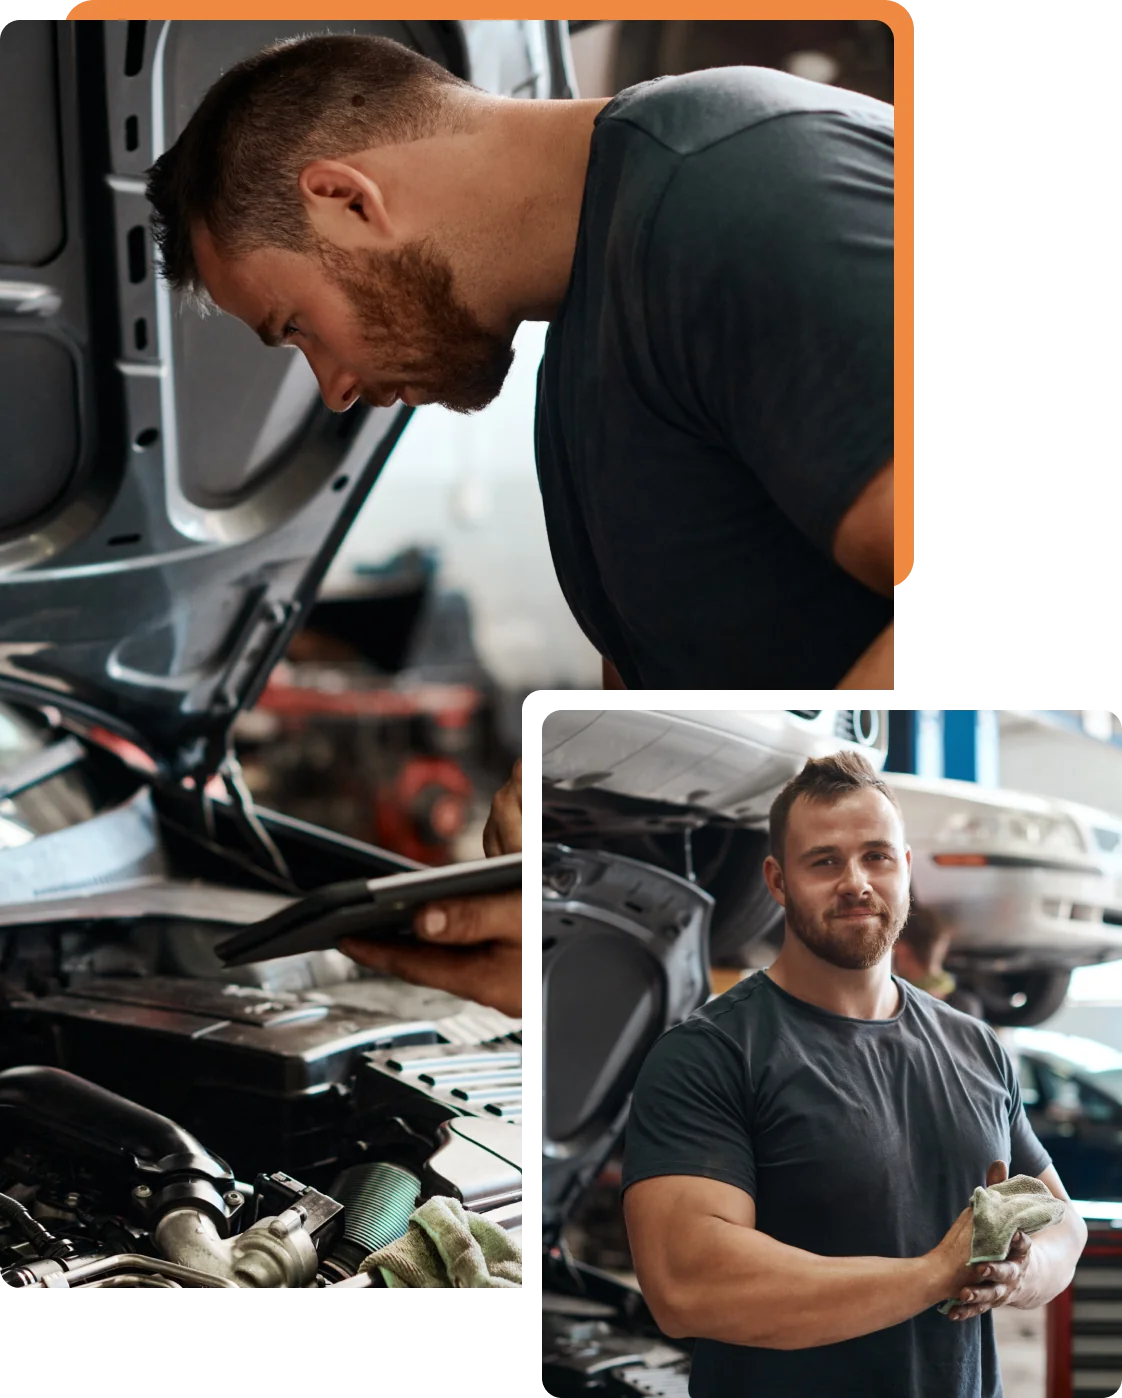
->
[[213, 852, 522, 967]]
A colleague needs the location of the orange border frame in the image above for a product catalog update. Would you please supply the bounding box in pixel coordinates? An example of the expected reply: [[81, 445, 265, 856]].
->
[[60, 5, 915, 584]]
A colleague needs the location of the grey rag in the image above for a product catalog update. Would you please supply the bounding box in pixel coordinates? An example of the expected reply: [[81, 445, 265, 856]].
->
[[359, 1195, 522, 1288], [938, 1174, 1065, 1315]]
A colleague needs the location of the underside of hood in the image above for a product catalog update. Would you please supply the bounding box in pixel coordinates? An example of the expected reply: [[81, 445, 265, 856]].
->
[[0, 19, 569, 779]]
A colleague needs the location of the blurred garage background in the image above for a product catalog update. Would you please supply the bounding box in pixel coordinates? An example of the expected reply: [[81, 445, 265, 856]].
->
[[543, 709, 1122, 1398], [229, 19, 894, 871]]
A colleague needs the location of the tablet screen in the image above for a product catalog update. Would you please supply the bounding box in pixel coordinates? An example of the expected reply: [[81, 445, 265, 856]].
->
[[214, 852, 522, 967]]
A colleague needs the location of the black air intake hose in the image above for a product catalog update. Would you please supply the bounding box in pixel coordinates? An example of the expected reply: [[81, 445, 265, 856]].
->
[[0, 1066, 235, 1228]]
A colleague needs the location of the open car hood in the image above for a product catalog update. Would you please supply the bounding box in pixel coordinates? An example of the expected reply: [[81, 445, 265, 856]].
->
[[0, 19, 573, 779], [542, 844, 712, 1242]]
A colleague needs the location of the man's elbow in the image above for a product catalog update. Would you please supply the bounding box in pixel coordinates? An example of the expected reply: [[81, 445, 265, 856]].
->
[[832, 460, 894, 596], [653, 1310, 692, 1341], [641, 1284, 693, 1340], [642, 1281, 781, 1348], [639, 1274, 712, 1341]]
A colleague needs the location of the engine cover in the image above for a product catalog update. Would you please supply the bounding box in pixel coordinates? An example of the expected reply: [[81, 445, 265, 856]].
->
[[357, 1040, 522, 1215], [5, 976, 447, 1181]]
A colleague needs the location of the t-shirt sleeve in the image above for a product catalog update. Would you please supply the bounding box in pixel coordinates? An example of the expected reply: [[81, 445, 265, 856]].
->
[[993, 1032, 1053, 1179], [621, 1018, 756, 1199], [644, 109, 894, 556]]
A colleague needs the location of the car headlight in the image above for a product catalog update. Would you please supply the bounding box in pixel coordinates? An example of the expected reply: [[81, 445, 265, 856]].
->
[[938, 811, 999, 844], [935, 807, 1086, 856], [1001, 811, 1084, 852]]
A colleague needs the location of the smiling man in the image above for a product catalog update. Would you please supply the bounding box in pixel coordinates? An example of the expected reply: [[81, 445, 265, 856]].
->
[[146, 31, 893, 688], [622, 751, 1086, 1398]]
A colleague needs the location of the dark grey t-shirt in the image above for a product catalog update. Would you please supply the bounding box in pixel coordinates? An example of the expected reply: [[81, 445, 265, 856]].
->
[[621, 973, 1052, 1398], [535, 67, 894, 688]]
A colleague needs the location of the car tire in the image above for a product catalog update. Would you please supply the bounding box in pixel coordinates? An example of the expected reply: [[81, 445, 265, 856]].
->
[[614, 825, 781, 966], [704, 828, 783, 966], [964, 969, 1072, 1027], [541, 790, 781, 964]]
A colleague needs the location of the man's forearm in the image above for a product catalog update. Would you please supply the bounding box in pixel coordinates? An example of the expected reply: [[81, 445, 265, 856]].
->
[[1011, 1217, 1087, 1309], [647, 1218, 946, 1349], [602, 656, 626, 689], [837, 621, 893, 688]]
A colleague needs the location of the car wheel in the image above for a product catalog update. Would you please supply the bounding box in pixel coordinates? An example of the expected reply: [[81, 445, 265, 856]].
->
[[543, 798, 781, 966], [964, 969, 1072, 1027], [618, 826, 781, 966], [703, 828, 783, 966]]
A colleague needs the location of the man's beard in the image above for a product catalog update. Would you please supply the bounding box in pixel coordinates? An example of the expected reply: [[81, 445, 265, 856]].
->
[[784, 889, 908, 971], [319, 239, 515, 414]]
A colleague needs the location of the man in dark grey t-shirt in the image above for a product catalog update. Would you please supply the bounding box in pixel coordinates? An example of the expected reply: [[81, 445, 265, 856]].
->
[[622, 752, 1086, 1398], [147, 32, 893, 688], [536, 67, 894, 688]]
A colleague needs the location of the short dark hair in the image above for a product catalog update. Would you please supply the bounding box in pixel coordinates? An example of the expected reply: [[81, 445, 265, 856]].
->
[[146, 33, 474, 298], [768, 750, 903, 863]]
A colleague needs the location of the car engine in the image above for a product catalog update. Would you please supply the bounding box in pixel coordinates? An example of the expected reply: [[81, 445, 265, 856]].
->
[[0, 939, 521, 1289]]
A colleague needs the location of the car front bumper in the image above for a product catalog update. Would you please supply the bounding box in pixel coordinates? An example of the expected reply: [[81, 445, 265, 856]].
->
[[911, 858, 1122, 970]]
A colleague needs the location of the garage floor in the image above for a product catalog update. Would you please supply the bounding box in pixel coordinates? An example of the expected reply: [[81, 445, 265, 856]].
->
[[995, 1305, 1046, 1398]]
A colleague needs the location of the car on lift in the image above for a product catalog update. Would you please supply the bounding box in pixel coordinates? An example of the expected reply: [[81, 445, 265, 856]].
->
[[541, 709, 889, 1393], [0, 16, 553, 1290], [542, 708, 888, 964], [539, 714, 1122, 1392], [543, 710, 1122, 1024], [891, 777, 1122, 1026]]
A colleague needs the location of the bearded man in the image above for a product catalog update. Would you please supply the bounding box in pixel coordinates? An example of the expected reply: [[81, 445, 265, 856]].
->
[[621, 751, 1085, 1398]]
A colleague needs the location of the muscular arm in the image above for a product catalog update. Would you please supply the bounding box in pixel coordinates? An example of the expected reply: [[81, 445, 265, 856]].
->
[[833, 460, 893, 687], [1010, 1166, 1087, 1307], [624, 1174, 949, 1350]]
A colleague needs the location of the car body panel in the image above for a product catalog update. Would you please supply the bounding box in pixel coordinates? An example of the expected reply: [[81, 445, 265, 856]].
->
[[0, 23, 546, 1282], [543, 709, 888, 823], [0, 20, 565, 778], [542, 843, 712, 1239], [890, 773, 1122, 970]]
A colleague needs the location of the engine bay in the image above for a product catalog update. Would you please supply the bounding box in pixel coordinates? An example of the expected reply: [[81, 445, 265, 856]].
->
[[0, 938, 521, 1289]]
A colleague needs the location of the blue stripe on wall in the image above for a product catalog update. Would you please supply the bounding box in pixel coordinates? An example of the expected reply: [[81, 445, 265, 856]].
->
[[942, 710, 978, 782], [940, 711, 999, 785]]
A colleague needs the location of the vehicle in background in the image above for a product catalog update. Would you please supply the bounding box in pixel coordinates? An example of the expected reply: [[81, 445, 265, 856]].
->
[[0, 17, 542, 1290], [542, 709, 888, 963], [891, 776, 1122, 1025], [1008, 1029, 1122, 1201]]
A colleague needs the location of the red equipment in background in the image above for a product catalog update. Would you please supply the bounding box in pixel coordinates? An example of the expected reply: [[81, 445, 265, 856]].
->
[[1048, 1215, 1122, 1398], [236, 667, 484, 866], [373, 754, 473, 865]]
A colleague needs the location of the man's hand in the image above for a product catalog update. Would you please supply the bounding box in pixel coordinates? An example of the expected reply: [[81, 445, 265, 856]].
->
[[340, 889, 520, 1017], [483, 760, 522, 855], [935, 1161, 1034, 1322], [339, 761, 523, 1017]]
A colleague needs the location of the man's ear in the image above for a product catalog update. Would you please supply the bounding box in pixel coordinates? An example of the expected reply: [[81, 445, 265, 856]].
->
[[298, 159, 394, 251], [763, 854, 786, 909]]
